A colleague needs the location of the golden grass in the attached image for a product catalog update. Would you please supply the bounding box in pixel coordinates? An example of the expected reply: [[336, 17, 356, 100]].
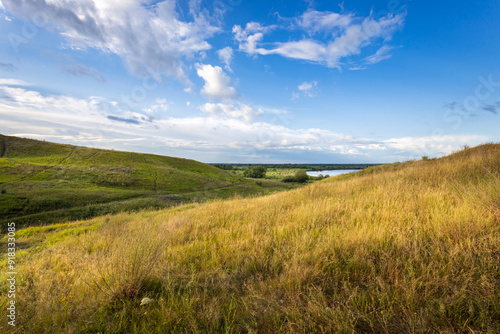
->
[[1, 144, 499, 333]]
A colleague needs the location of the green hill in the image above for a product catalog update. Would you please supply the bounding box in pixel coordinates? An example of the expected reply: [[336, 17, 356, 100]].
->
[[1, 143, 498, 333], [0, 134, 294, 230]]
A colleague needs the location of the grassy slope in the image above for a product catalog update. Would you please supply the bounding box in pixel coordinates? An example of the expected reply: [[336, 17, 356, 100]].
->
[[1, 144, 500, 333], [0, 135, 295, 230]]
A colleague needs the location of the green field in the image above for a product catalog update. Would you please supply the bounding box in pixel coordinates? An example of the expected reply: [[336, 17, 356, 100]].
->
[[213, 163, 377, 180], [0, 135, 299, 231], [1, 143, 498, 333]]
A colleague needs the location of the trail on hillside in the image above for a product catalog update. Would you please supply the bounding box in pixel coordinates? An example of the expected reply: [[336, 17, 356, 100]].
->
[[58, 147, 74, 165], [83, 151, 98, 162]]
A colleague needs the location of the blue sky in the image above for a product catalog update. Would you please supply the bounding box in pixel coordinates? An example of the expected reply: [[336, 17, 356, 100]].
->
[[0, 0, 498, 163]]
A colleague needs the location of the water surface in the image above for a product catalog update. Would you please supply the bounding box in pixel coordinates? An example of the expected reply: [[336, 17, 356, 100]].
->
[[306, 169, 361, 177]]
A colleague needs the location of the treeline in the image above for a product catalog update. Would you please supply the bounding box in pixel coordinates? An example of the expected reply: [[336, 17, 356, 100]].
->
[[212, 163, 379, 171]]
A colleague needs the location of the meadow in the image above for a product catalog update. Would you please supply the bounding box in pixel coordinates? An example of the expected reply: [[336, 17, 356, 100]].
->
[[0, 143, 498, 333], [0, 135, 298, 231]]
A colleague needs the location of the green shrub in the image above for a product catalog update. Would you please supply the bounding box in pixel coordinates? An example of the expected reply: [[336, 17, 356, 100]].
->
[[282, 175, 294, 183], [243, 166, 266, 178], [293, 170, 309, 183]]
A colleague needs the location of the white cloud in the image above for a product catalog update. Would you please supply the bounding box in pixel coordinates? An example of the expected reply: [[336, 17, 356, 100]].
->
[[217, 47, 233, 72], [199, 102, 263, 123], [232, 22, 275, 54], [383, 135, 488, 158], [2, 0, 220, 85], [195, 63, 238, 101], [259, 40, 327, 62], [298, 81, 318, 97], [298, 10, 353, 33], [348, 66, 368, 71], [0, 78, 29, 86], [142, 98, 170, 116], [233, 9, 405, 69], [364, 45, 395, 65]]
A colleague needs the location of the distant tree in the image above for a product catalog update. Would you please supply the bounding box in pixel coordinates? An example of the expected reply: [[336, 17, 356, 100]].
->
[[213, 164, 233, 170], [243, 166, 266, 178], [293, 170, 309, 183]]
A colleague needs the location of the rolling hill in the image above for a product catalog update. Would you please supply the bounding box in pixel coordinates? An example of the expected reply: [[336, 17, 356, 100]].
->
[[1, 143, 498, 333], [0, 134, 295, 230]]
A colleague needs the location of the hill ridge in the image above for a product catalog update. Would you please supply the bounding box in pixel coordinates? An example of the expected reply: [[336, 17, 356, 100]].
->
[[0, 134, 294, 229]]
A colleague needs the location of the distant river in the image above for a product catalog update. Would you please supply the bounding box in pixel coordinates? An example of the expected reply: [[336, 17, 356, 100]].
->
[[306, 169, 361, 177]]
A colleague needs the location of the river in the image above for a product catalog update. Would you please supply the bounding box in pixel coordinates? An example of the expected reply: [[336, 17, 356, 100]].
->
[[306, 169, 361, 177]]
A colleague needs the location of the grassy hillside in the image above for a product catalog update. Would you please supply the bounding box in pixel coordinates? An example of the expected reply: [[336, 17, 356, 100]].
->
[[1, 144, 499, 333], [0, 135, 296, 230]]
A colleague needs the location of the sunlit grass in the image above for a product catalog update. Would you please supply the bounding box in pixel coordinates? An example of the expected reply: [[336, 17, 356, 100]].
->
[[1, 144, 499, 333]]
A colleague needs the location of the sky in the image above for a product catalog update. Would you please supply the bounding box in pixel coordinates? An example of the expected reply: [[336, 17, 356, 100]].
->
[[0, 0, 499, 163]]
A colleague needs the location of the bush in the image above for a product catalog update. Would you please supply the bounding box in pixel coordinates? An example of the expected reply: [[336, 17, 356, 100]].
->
[[293, 170, 309, 183], [282, 175, 294, 183], [243, 166, 266, 178]]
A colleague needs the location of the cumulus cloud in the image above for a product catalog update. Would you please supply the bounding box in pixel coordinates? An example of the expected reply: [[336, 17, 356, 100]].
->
[[199, 102, 263, 123], [195, 63, 238, 101], [217, 47, 233, 72], [2, 0, 219, 85], [233, 9, 405, 68]]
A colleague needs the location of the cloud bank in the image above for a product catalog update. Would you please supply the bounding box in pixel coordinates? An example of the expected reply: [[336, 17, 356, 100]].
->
[[0, 79, 488, 162]]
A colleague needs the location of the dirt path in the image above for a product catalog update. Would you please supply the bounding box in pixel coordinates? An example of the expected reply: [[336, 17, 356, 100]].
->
[[84, 151, 98, 162], [58, 147, 74, 165]]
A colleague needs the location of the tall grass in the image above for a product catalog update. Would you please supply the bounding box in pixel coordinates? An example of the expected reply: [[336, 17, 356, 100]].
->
[[1, 144, 499, 333]]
